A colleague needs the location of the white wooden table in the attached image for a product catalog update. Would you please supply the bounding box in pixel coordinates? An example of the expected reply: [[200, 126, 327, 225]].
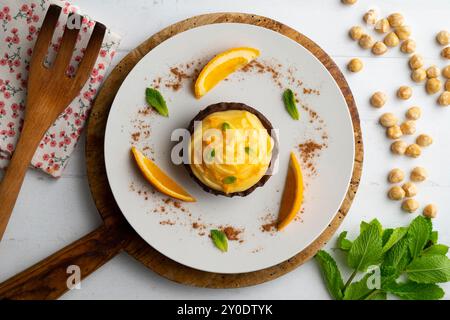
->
[[0, 0, 449, 300]]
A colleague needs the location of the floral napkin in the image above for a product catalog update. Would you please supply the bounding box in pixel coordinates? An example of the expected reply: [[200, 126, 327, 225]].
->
[[0, 0, 121, 177]]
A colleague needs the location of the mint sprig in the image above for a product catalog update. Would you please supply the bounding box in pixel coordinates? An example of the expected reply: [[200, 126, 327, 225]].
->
[[315, 216, 450, 300]]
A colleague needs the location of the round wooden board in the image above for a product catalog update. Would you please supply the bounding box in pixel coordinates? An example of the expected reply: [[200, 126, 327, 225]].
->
[[86, 12, 363, 288]]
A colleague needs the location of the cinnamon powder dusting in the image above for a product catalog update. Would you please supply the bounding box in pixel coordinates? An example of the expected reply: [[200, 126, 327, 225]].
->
[[152, 59, 205, 93], [298, 140, 327, 177], [240, 59, 283, 88], [165, 67, 190, 91], [221, 226, 243, 241], [259, 213, 278, 235], [261, 222, 277, 233], [159, 220, 176, 226]]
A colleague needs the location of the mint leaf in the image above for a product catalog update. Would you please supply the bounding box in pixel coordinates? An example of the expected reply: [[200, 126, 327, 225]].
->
[[429, 231, 439, 246], [222, 122, 231, 131], [370, 291, 387, 300], [406, 255, 450, 283], [282, 89, 300, 120], [382, 229, 393, 246], [348, 223, 383, 271], [337, 231, 352, 251], [360, 221, 370, 234], [343, 274, 374, 300], [315, 250, 344, 300], [384, 281, 444, 300], [344, 268, 393, 300], [210, 230, 228, 252], [383, 238, 411, 273], [361, 219, 382, 235], [422, 244, 449, 256], [223, 176, 237, 184], [382, 227, 408, 253], [145, 88, 169, 117], [407, 216, 432, 259]]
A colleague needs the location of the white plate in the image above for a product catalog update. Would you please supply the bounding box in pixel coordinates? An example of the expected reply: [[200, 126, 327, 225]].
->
[[104, 23, 355, 274]]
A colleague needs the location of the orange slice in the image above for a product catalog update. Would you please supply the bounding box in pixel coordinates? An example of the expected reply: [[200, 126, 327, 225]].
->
[[194, 47, 260, 98], [277, 152, 304, 230], [131, 147, 196, 202]]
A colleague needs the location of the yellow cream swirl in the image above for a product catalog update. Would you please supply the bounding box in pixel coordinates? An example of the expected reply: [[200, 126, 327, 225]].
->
[[189, 110, 273, 194]]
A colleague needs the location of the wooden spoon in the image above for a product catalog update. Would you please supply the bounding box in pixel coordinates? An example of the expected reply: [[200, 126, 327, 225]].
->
[[0, 5, 105, 241]]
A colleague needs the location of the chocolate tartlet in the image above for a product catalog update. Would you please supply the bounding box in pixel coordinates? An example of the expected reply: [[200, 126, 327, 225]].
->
[[185, 102, 278, 197]]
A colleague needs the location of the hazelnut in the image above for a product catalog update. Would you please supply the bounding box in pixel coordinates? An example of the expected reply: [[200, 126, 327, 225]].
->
[[446, 80, 450, 91], [388, 168, 405, 183], [341, 0, 357, 4], [405, 144, 421, 158], [359, 34, 375, 49], [384, 32, 400, 47], [426, 78, 442, 94], [405, 106, 421, 120], [426, 66, 440, 78], [391, 140, 407, 155], [402, 199, 419, 213], [387, 13, 404, 28], [400, 120, 416, 135], [395, 26, 411, 40], [411, 68, 427, 83], [400, 39, 416, 53], [370, 91, 387, 108], [349, 26, 364, 40], [372, 41, 388, 55], [409, 54, 424, 70], [438, 91, 450, 106], [436, 30, 450, 46], [416, 134, 433, 147], [363, 9, 377, 25], [410, 167, 427, 182], [387, 125, 403, 139], [375, 18, 390, 33], [397, 86, 412, 100], [423, 204, 437, 219], [388, 186, 405, 201], [443, 65, 450, 79], [379, 113, 398, 127], [402, 182, 418, 197], [347, 58, 363, 72], [442, 47, 450, 59]]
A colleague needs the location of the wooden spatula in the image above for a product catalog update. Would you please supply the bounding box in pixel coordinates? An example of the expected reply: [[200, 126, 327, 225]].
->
[[0, 5, 105, 241]]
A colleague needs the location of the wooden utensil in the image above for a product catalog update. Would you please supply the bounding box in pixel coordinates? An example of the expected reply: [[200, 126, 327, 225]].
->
[[0, 5, 105, 241], [0, 13, 363, 300]]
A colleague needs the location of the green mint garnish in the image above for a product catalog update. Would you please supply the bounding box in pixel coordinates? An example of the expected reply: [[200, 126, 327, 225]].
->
[[223, 176, 237, 184], [282, 88, 300, 120], [210, 148, 216, 158], [210, 229, 228, 252], [222, 122, 231, 131], [315, 216, 450, 300], [145, 87, 169, 117]]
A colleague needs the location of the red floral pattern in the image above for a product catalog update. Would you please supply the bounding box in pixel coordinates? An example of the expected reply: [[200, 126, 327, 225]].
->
[[0, 0, 121, 177]]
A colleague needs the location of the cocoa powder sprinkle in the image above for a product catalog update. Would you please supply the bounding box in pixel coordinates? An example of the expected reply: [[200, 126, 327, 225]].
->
[[221, 226, 243, 241]]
